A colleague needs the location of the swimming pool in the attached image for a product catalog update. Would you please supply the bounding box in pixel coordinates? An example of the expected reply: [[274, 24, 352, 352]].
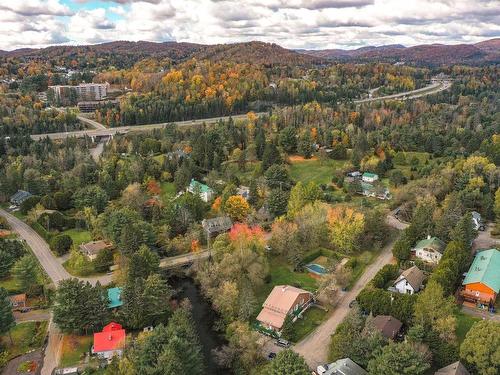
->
[[305, 263, 327, 275]]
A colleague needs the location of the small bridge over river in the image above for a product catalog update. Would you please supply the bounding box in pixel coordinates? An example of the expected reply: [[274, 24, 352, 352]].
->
[[159, 250, 211, 269]]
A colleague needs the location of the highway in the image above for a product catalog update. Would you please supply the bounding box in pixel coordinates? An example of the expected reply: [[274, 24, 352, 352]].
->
[[29, 80, 453, 142], [31, 112, 265, 141], [354, 79, 451, 104]]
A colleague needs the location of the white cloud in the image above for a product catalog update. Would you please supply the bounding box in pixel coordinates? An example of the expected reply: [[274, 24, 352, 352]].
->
[[0, 0, 498, 50]]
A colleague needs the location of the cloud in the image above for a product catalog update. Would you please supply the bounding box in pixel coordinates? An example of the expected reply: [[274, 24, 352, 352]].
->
[[0, 0, 498, 50], [0, 0, 73, 16]]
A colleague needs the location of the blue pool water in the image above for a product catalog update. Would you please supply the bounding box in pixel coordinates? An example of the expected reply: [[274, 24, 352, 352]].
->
[[306, 263, 327, 275]]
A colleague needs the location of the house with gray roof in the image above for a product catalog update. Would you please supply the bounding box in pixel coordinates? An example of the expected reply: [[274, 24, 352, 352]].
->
[[10, 190, 33, 206]]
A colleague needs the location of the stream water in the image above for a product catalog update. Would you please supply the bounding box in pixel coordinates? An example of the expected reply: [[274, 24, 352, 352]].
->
[[169, 276, 228, 375]]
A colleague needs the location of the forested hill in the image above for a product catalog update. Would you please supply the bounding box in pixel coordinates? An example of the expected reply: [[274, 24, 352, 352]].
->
[[2, 38, 498, 68], [301, 38, 500, 66], [0, 41, 320, 68]]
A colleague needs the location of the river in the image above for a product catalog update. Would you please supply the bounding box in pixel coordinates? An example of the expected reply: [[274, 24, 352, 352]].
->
[[170, 276, 228, 375]]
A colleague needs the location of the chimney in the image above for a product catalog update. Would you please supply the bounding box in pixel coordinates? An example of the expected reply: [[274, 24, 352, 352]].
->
[[282, 286, 287, 292]]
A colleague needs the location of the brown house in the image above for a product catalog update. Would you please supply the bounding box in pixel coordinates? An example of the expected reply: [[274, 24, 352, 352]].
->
[[9, 293, 27, 309], [79, 240, 112, 261], [256, 285, 313, 333], [371, 315, 402, 340]]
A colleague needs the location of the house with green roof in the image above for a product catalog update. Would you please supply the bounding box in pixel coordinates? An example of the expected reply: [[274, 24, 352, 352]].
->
[[187, 179, 215, 202], [461, 248, 500, 307], [362, 172, 379, 183], [108, 287, 123, 309], [413, 236, 446, 264]]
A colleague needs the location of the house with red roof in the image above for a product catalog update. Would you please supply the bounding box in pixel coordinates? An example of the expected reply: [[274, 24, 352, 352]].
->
[[92, 322, 126, 360]]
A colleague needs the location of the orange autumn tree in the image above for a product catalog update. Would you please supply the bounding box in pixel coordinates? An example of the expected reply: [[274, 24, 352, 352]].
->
[[327, 206, 365, 253], [146, 179, 161, 196]]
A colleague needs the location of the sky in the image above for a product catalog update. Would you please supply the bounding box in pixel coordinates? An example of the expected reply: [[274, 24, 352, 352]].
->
[[0, 0, 499, 51]]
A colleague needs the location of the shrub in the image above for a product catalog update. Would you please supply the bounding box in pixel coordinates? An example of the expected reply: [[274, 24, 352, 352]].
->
[[51, 234, 73, 256]]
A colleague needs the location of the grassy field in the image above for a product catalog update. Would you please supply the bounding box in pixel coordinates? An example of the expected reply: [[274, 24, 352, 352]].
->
[[0, 276, 21, 294], [62, 228, 92, 246], [455, 310, 480, 344], [59, 335, 93, 367], [0, 321, 48, 360], [255, 257, 319, 315], [160, 182, 177, 202], [289, 158, 346, 185], [289, 307, 328, 343]]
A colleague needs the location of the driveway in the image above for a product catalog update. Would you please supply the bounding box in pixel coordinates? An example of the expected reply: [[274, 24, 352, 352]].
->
[[14, 309, 50, 323], [2, 350, 43, 375], [473, 224, 500, 251], [293, 211, 405, 369]]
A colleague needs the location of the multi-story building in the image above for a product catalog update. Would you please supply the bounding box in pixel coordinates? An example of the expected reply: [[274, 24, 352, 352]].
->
[[48, 82, 109, 104]]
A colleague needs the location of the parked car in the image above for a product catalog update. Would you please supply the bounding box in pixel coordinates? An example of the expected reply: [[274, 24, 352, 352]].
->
[[268, 352, 276, 360], [275, 338, 290, 348]]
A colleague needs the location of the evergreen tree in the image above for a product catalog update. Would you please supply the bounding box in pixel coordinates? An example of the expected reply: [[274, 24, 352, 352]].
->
[[262, 142, 281, 171], [263, 349, 309, 375], [0, 287, 15, 344]]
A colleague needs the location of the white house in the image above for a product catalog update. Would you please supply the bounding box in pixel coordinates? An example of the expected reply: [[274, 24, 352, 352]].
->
[[362, 172, 379, 183], [393, 266, 425, 294], [413, 236, 445, 264], [187, 179, 214, 202]]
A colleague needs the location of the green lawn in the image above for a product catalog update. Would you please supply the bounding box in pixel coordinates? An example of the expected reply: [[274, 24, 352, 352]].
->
[[455, 311, 480, 344], [0, 321, 48, 360], [256, 257, 319, 313], [62, 228, 92, 246], [289, 158, 346, 185], [0, 276, 22, 294], [59, 335, 93, 367], [160, 182, 177, 202], [289, 307, 328, 343]]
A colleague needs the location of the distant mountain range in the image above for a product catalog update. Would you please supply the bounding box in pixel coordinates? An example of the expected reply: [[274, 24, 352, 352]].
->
[[300, 38, 500, 65], [0, 38, 498, 66]]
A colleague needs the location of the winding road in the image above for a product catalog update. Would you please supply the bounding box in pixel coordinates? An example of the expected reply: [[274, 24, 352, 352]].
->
[[293, 210, 408, 369], [354, 79, 451, 104]]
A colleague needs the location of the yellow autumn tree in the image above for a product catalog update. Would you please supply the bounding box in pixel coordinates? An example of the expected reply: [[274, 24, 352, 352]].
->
[[224, 195, 250, 222], [327, 206, 365, 253]]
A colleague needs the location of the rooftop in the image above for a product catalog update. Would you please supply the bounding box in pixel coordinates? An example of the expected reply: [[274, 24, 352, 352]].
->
[[93, 322, 125, 353], [189, 179, 214, 194], [395, 265, 425, 291], [107, 287, 123, 309], [462, 248, 500, 293], [257, 285, 312, 329], [322, 358, 367, 375], [371, 315, 403, 339], [414, 236, 445, 253], [79, 240, 111, 256], [435, 361, 470, 375], [202, 216, 233, 234]]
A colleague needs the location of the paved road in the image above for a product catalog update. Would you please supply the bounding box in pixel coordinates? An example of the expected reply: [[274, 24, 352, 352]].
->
[[41, 315, 63, 375], [354, 80, 451, 104], [293, 212, 408, 369], [0, 209, 112, 286], [31, 112, 265, 141], [77, 114, 106, 130]]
